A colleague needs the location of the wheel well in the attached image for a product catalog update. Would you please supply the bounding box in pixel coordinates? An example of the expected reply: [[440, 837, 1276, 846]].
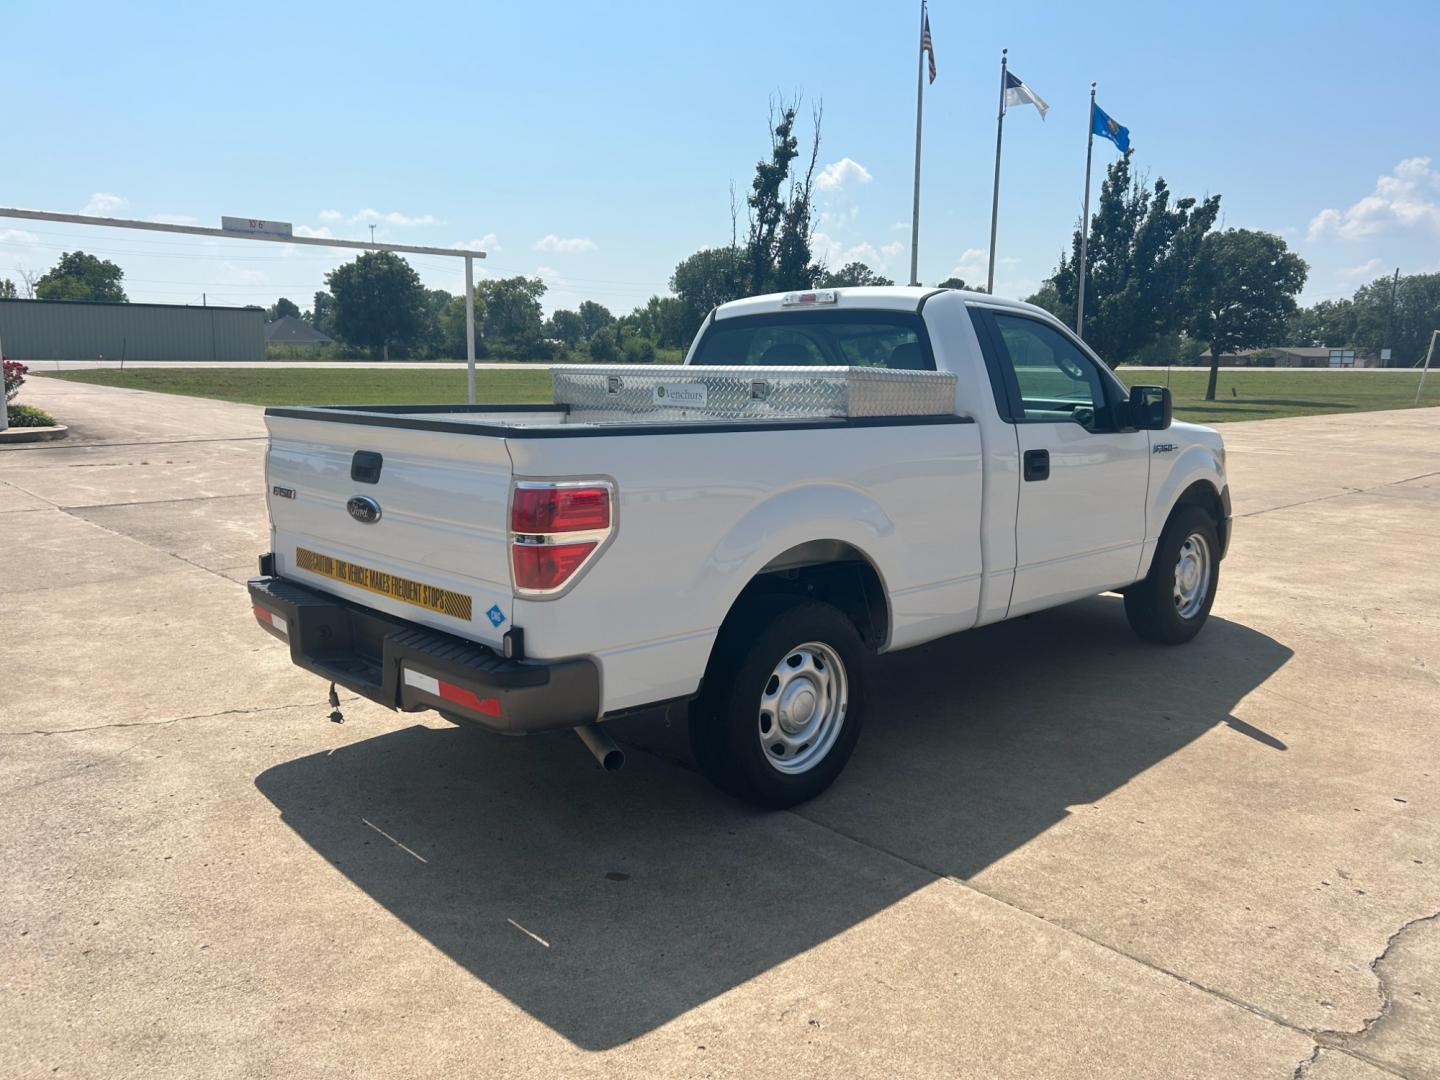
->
[[1172, 480, 1228, 557], [724, 541, 889, 650]]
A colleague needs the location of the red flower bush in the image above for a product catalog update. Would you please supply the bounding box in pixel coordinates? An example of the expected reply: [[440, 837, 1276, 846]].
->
[[3, 357, 27, 403]]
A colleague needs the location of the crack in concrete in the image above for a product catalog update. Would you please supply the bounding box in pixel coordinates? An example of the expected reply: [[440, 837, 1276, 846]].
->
[[1, 696, 359, 737], [1236, 469, 1440, 520], [1290, 909, 1440, 1079]]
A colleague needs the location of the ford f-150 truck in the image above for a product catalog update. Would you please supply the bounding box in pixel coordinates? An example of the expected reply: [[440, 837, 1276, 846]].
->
[[248, 286, 1230, 807]]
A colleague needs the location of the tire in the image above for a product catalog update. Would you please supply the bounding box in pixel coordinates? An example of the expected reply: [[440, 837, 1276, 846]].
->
[[690, 597, 866, 809], [1124, 505, 1220, 645]]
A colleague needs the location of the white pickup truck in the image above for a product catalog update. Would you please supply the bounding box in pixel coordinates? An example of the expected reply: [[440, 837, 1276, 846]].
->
[[249, 286, 1229, 807]]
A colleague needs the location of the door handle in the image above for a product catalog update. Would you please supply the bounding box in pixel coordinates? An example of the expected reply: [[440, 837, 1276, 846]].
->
[[1023, 449, 1050, 482]]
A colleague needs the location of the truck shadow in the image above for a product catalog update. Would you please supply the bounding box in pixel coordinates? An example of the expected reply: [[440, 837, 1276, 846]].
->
[[254, 595, 1290, 1051]]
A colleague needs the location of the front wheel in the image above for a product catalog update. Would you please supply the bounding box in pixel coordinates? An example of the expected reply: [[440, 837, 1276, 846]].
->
[[1124, 506, 1220, 644], [690, 598, 866, 809]]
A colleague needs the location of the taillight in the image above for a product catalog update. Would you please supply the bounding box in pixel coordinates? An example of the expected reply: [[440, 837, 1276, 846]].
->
[[510, 481, 614, 596], [511, 485, 611, 533]]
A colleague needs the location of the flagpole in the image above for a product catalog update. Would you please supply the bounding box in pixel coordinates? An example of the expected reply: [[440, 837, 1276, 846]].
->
[[986, 49, 1008, 295], [908, 0, 926, 287], [1076, 81, 1096, 338]]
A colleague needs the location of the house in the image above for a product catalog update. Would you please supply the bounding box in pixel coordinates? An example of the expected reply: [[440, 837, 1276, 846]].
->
[[264, 315, 333, 347], [1204, 347, 1381, 368]]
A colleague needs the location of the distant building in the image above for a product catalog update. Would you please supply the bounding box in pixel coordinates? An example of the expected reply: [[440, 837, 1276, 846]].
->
[[0, 297, 264, 361], [264, 315, 334, 347], [1204, 346, 1381, 368]]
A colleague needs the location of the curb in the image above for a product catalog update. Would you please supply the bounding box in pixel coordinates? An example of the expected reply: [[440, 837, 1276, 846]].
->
[[0, 424, 69, 444]]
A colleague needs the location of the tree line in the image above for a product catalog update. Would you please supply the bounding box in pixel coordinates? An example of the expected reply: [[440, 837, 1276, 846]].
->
[[5, 102, 1436, 386]]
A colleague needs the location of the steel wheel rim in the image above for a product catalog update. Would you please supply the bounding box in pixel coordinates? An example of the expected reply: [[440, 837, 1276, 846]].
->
[[1173, 532, 1212, 620], [757, 641, 848, 775]]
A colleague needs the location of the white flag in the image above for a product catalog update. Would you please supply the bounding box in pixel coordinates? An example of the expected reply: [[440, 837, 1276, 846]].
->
[[1004, 70, 1049, 119]]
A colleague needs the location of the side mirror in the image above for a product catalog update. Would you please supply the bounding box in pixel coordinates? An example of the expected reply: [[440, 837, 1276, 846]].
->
[[1128, 385, 1172, 430]]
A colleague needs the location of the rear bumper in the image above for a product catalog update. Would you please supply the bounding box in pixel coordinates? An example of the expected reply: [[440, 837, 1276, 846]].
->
[[248, 575, 600, 734]]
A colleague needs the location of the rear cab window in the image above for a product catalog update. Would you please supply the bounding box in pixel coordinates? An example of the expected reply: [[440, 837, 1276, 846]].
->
[[691, 310, 935, 370]]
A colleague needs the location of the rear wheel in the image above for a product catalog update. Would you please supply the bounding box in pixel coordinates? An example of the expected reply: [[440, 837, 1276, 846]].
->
[[691, 597, 866, 809], [1124, 506, 1219, 644]]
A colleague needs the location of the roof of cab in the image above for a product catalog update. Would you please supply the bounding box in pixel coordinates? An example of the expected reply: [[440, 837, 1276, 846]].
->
[[712, 285, 1052, 321]]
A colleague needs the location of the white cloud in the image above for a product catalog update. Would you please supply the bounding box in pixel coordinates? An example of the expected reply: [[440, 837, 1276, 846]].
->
[[293, 225, 334, 239], [1341, 257, 1383, 280], [948, 248, 987, 278], [1308, 157, 1440, 240], [318, 209, 343, 223], [82, 192, 127, 216], [816, 157, 873, 192], [0, 228, 40, 244], [348, 208, 440, 226], [533, 234, 597, 254], [148, 213, 197, 225], [890, 221, 910, 232], [881, 241, 903, 260], [813, 233, 902, 272], [454, 232, 501, 255], [222, 262, 268, 285]]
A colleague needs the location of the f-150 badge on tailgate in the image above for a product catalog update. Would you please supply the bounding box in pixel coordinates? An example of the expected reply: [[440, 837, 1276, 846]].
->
[[346, 495, 382, 524]]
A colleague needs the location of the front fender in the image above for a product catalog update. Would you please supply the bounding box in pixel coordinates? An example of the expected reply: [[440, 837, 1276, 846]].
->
[[1148, 445, 1225, 541]]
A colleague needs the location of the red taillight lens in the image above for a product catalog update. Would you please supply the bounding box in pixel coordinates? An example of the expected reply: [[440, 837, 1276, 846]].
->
[[512, 541, 598, 591], [511, 485, 611, 534]]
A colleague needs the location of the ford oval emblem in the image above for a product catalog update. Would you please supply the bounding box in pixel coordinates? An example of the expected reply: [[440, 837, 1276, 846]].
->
[[347, 495, 382, 524]]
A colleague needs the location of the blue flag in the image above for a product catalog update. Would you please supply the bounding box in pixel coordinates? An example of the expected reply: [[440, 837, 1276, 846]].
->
[[1092, 104, 1130, 152]]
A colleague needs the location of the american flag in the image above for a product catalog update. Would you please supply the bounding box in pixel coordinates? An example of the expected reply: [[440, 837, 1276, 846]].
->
[[921, 4, 936, 83]]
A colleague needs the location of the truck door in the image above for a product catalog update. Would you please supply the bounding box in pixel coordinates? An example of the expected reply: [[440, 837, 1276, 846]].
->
[[970, 308, 1149, 616]]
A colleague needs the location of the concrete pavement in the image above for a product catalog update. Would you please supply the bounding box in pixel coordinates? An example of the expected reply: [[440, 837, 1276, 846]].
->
[[2, 376, 1437, 1078]]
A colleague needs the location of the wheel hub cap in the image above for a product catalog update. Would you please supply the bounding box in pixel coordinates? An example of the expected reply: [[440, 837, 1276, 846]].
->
[[758, 641, 849, 775], [1173, 533, 1212, 620]]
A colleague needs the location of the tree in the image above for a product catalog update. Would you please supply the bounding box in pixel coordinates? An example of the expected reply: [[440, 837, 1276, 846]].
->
[[624, 295, 689, 349], [938, 277, 971, 291], [744, 101, 822, 295], [1287, 297, 1356, 349], [0, 278, 16, 299], [36, 251, 128, 302], [308, 291, 337, 337], [671, 246, 748, 338], [268, 296, 301, 321], [326, 251, 426, 359], [545, 309, 586, 348], [478, 276, 547, 357], [1188, 229, 1308, 400], [577, 300, 615, 339], [587, 325, 618, 362], [817, 262, 894, 288], [1043, 155, 1220, 363]]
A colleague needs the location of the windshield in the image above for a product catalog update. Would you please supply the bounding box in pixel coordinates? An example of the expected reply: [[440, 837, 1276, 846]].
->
[[690, 311, 934, 370]]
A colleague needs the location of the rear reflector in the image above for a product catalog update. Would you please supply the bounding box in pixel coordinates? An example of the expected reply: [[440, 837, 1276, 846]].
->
[[252, 605, 288, 636], [511, 485, 611, 534], [403, 668, 501, 717], [512, 541, 598, 592]]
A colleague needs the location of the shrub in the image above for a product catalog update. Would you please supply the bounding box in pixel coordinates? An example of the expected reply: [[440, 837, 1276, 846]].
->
[[622, 336, 657, 364], [6, 403, 56, 428], [3, 357, 27, 402]]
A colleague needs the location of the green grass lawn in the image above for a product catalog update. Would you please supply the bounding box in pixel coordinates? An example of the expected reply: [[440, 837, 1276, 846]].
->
[[33, 365, 1440, 423]]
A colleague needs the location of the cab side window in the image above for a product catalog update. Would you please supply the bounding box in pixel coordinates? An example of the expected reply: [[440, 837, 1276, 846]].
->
[[990, 313, 1112, 431]]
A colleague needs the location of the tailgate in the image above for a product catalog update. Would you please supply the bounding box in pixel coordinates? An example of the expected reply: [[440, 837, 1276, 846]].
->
[[264, 414, 514, 647]]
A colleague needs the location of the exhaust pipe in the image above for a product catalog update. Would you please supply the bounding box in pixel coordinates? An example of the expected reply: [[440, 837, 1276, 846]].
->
[[576, 723, 625, 771]]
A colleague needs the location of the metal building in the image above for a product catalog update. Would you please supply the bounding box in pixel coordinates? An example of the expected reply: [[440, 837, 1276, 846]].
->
[[0, 298, 265, 361]]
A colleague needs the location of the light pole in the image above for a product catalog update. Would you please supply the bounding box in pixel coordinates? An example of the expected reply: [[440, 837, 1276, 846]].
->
[[369, 224, 376, 247]]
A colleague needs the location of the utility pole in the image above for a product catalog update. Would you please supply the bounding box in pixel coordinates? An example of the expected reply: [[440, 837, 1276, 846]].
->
[[369, 224, 376, 247]]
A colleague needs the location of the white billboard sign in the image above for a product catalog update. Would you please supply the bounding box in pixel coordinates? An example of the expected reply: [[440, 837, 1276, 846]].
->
[[221, 216, 293, 239]]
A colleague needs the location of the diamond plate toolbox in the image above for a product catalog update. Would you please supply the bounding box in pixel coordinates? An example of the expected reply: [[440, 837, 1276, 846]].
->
[[551, 365, 957, 422]]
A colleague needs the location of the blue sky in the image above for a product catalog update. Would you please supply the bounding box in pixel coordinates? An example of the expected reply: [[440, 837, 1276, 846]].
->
[[4, 0, 1438, 318]]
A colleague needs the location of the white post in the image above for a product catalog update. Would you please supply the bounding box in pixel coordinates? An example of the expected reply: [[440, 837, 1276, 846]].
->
[[464, 255, 476, 405], [1415, 329, 1438, 407], [0, 323, 8, 432]]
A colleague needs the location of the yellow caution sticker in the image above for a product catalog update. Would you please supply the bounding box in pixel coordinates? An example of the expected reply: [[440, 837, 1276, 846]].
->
[[295, 547, 473, 621]]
